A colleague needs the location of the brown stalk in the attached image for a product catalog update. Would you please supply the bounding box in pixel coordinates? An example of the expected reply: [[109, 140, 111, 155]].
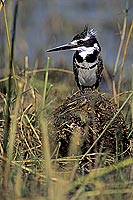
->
[[112, 16, 127, 105], [117, 21, 133, 105]]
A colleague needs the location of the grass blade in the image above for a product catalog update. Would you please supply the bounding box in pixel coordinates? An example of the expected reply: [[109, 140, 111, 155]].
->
[[117, 21, 133, 105]]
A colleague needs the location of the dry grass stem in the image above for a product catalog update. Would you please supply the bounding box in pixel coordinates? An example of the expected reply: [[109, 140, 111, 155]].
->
[[113, 15, 127, 104], [117, 21, 133, 104]]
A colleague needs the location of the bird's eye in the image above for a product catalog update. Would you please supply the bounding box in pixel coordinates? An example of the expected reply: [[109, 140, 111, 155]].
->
[[78, 40, 84, 45]]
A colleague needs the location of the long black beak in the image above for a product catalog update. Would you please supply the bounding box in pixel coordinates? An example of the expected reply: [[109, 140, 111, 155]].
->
[[46, 42, 77, 52]]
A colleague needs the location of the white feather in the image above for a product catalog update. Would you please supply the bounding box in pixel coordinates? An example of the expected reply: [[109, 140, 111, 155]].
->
[[78, 43, 99, 59], [88, 29, 97, 37]]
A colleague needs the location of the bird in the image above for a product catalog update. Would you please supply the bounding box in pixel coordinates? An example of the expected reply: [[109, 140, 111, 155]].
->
[[46, 25, 103, 92]]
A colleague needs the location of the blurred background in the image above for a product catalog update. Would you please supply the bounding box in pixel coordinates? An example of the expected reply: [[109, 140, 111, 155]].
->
[[0, 0, 133, 91]]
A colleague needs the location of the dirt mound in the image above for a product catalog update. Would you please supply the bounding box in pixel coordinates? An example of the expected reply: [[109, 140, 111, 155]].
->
[[51, 89, 130, 170]]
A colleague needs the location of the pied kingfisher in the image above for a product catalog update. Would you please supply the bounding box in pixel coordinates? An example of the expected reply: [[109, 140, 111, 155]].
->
[[46, 25, 103, 92]]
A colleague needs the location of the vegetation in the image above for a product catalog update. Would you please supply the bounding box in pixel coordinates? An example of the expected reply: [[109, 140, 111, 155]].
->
[[0, 1, 133, 200]]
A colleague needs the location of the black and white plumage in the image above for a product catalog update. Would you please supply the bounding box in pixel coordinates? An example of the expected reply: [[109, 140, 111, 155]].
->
[[46, 25, 103, 91]]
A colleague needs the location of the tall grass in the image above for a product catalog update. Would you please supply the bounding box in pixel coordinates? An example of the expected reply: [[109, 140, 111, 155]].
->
[[112, 8, 127, 105], [2, 1, 19, 189], [39, 57, 54, 199], [117, 21, 133, 105]]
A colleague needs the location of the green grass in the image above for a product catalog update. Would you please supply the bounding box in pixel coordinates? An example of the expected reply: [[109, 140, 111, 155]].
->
[[0, 61, 133, 200]]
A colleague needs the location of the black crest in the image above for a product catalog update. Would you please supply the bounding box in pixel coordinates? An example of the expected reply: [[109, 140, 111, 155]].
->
[[72, 25, 96, 41]]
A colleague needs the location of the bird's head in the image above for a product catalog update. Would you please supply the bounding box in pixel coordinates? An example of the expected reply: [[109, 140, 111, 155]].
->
[[46, 25, 101, 53]]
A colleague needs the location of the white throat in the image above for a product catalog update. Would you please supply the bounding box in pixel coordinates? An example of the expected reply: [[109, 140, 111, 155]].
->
[[79, 47, 94, 59], [78, 43, 99, 59]]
